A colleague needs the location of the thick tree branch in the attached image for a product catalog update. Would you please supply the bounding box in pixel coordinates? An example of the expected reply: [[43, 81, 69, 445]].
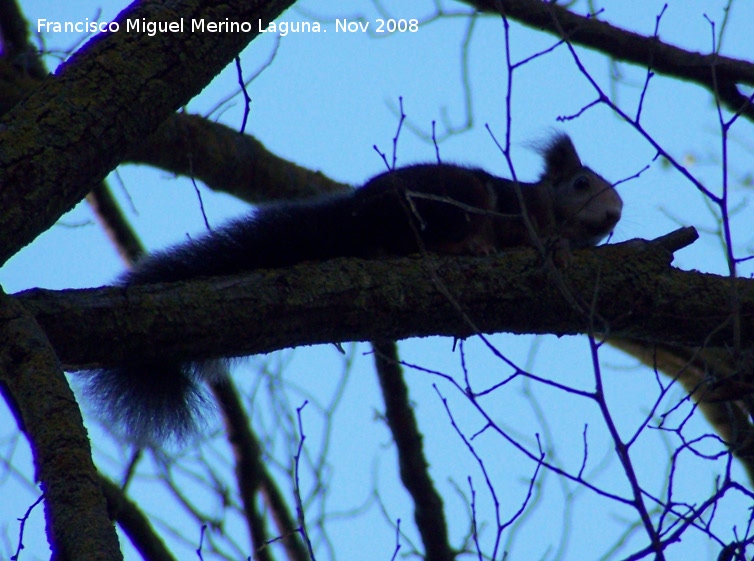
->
[[100, 476, 177, 561], [0, 0, 295, 266], [373, 340, 453, 561], [0, 61, 343, 209], [0, 291, 121, 560], [14, 230, 754, 372], [127, 113, 350, 203], [465, 0, 754, 121]]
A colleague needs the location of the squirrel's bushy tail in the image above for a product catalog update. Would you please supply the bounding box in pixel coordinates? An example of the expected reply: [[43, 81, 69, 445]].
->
[[81, 359, 224, 444], [80, 194, 361, 444]]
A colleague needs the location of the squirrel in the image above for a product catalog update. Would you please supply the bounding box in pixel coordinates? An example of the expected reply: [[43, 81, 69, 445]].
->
[[81, 134, 622, 444]]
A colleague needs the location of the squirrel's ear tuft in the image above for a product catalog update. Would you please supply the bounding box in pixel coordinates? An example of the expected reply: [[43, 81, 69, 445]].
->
[[540, 134, 583, 184]]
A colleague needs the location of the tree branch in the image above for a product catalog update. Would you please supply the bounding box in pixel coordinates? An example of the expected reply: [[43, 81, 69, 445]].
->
[[465, 0, 754, 121], [126, 113, 351, 204], [100, 476, 177, 561], [14, 229, 754, 371], [0, 291, 121, 559], [610, 338, 754, 486], [0, 0, 295, 266], [372, 340, 453, 561], [211, 379, 310, 561]]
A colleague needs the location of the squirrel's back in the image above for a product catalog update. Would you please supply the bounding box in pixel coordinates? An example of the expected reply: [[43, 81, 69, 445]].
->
[[124, 163, 504, 286]]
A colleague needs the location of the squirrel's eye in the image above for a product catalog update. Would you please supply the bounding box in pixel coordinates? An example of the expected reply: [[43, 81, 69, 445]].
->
[[573, 176, 590, 191]]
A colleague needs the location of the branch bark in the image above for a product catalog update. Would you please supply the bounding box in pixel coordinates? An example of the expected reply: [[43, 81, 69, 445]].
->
[[0, 291, 121, 560], [0, 0, 295, 266], [465, 0, 754, 121], [126, 113, 351, 204], [100, 476, 176, 561], [14, 230, 754, 371], [373, 340, 453, 561]]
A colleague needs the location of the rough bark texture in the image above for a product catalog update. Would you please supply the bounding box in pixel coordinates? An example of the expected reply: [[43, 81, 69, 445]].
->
[[15, 234, 754, 371], [0, 0, 296, 266], [0, 292, 120, 560], [126, 113, 350, 203]]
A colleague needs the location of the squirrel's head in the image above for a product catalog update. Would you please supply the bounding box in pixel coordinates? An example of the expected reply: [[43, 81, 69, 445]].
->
[[541, 135, 623, 248]]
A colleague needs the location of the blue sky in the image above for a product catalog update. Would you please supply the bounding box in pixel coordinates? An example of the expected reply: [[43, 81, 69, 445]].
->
[[1, 1, 753, 560]]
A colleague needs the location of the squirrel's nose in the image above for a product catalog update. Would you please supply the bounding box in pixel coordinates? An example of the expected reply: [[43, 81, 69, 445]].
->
[[604, 207, 621, 229]]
